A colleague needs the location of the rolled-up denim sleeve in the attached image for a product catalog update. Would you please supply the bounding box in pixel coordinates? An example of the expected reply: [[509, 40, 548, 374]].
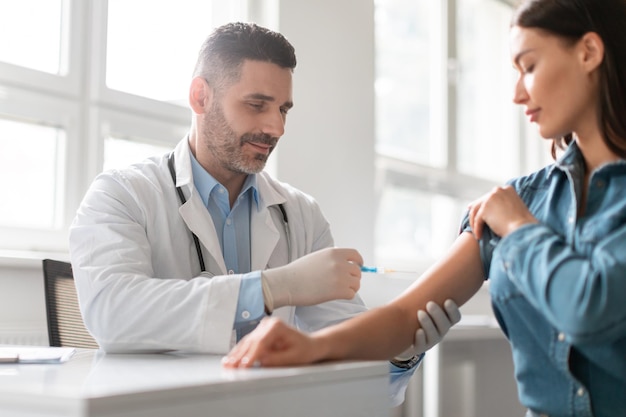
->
[[388, 354, 424, 407], [459, 210, 498, 280]]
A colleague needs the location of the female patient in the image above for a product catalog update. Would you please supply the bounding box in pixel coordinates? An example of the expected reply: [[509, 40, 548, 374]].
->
[[224, 0, 626, 415]]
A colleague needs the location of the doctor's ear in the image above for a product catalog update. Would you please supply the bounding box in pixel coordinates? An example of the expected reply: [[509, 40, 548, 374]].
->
[[189, 77, 213, 115]]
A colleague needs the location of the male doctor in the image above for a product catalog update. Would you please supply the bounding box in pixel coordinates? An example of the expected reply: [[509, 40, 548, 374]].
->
[[69, 22, 459, 405]]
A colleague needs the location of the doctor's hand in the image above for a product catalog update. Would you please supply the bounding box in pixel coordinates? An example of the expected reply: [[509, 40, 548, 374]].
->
[[261, 247, 363, 311], [222, 317, 323, 368], [394, 299, 461, 360]]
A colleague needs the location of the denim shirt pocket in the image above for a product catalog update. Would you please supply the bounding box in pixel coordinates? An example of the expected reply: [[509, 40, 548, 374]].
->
[[579, 211, 625, 245]]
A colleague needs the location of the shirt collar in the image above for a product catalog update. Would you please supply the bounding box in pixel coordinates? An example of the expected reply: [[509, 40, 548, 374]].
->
[[189, 151, 259, 209], [549, 139, 626, 178], [548, 141, 584, 177]]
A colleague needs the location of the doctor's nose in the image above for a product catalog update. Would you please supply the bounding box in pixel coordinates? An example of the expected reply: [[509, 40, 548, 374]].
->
[[260, 109, 286, 138]]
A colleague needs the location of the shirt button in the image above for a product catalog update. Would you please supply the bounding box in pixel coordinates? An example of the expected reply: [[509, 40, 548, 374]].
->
[[218, 187, 225, 194], [568, 216, 574, 223], [557, 332, 566, 342], [241, 310, 250, 319], [228, 269, 235, 275], [226, 218, 232, 226], [577, 387, 585, 397]]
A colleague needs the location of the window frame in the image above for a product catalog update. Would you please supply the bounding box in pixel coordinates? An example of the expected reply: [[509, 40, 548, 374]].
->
[[0, 0, 254, 254], [0, 0, 84, 98], [0, 85, 81, 251], [373, 0, 547, 268]]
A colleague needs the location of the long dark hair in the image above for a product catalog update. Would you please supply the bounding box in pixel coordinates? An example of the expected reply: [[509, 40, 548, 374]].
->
[[512, 0, 626, 159]]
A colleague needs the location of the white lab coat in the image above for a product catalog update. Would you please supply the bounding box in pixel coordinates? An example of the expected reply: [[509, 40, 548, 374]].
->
[[69, 138, 367, 353]]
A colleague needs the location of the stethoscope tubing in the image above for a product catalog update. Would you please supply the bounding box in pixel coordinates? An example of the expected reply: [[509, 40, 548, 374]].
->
[[167, 151, 290, 273]]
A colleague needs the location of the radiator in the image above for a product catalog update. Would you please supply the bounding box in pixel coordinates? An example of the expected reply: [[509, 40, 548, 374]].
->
[[0, 327, 48, 346]]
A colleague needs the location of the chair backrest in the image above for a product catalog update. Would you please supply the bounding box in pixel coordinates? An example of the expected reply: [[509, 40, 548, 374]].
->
[[42, 259, 99, 349]]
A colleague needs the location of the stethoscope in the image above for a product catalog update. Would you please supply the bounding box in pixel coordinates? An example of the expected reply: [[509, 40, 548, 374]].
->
[[168, 151, 291, 273]]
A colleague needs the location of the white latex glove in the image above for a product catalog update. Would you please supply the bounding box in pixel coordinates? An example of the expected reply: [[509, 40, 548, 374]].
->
[[261, 247, 363, 312], [395, 299, 461, 360]]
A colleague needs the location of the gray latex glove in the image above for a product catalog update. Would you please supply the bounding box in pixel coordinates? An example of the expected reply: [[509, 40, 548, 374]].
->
[[395, 299, 461, 360], [261, 247, 363, 312]]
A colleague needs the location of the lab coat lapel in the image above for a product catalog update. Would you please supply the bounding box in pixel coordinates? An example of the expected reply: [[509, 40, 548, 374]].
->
[[172, 139, 227, 275], [179, 195, 227, 274], [250, 205, 280, 271], [250, 176, 285, 271]]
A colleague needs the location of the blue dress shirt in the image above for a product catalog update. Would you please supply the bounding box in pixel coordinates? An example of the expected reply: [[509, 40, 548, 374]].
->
[[461, 142, 626, 417], [190, 154, 265, 334]]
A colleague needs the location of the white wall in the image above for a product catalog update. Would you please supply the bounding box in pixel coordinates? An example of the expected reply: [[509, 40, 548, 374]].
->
[[0, 256, 51, 346], [276, 0, 376, 261]]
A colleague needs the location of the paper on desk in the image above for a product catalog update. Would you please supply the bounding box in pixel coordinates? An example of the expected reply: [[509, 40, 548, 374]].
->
[[0, 347, 76, 364]]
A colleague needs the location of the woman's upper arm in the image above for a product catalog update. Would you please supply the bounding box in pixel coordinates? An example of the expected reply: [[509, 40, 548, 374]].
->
[[392, 232, 485, 317]]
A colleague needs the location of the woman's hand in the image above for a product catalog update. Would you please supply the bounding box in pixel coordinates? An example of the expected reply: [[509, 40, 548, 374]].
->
[[468, 185, 537, 240], [222, 317, 324, 368]]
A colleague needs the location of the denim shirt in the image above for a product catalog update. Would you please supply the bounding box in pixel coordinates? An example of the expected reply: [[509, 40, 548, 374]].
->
[[461, 142, 626, 417]]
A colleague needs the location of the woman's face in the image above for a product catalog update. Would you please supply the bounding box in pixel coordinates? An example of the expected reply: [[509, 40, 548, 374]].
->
[[510, 26, 600, 140]]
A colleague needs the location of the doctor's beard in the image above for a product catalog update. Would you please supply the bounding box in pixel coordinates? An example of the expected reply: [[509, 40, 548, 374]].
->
[[202, 101, 278, 175]]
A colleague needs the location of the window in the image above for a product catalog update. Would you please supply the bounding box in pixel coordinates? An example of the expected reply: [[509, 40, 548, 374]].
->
[[456, 0, 523, 181], [374, 0, 549, 269], [375, 0, 438, 166], [0, 0, 251, 253], [0, 119, 66, 229], [0, 0, 66, 75], [103, 137, 171, 172], [105, 1, 246, 105], [100, 109, 187, 172]]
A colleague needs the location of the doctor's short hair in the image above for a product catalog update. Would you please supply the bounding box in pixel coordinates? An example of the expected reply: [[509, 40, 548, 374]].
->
[[192, 22, 297, 94]]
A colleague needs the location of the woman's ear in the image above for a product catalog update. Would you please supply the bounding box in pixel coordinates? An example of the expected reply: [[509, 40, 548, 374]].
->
[[579, 32, 604, 73], [189, 77, 212, 115]]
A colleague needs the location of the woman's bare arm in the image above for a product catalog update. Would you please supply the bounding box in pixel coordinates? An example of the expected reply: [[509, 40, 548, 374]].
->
[[316, 232, 485, 360], [223, 232, 485, 367]]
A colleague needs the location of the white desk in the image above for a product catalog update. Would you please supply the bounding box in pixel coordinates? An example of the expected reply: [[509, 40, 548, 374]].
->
[[0, 349, 390, 417]]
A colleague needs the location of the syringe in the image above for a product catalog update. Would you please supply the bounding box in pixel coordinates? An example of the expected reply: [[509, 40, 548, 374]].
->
[[360, 265, 416, 274]]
